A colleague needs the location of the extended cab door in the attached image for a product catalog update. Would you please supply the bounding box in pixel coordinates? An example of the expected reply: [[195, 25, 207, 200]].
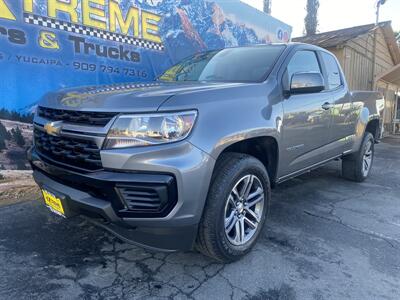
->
[[319, 51, 354, 154], [279, 50, 333, 178]]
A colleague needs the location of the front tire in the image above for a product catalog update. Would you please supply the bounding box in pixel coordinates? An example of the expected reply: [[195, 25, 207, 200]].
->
[[342, 132, 375, 182], [196, 153, 270, 263]]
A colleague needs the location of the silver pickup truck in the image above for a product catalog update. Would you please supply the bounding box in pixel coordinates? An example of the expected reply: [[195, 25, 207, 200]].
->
[[28, 43, 383, 262]]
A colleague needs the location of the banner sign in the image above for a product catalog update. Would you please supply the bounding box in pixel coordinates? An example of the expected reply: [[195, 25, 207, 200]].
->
[[0, 0, 291, 113]]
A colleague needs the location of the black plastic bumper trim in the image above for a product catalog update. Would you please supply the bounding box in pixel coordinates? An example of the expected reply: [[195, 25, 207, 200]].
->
[[28, 147, 178, 218], [83, 216, 197, 252], [32, 169, 197, 251]]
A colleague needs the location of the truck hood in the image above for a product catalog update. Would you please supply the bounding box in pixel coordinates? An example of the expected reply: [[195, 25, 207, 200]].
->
[[40, 81, 248, 112]]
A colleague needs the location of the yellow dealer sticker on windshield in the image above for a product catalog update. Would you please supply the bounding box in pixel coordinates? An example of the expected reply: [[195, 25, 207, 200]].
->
[[42, 189, 65, 217]]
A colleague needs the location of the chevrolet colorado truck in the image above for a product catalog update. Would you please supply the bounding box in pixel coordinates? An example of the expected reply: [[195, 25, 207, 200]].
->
[[28, 43, 383, 262]]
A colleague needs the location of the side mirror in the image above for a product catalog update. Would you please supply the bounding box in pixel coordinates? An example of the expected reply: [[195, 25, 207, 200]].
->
[[290, 72, 325, 94]]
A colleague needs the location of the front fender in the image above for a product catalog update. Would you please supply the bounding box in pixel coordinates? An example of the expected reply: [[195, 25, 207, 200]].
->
[[209, 128, 280, 160]]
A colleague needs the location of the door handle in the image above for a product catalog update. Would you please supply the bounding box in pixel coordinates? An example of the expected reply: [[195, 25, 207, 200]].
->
[[322, 102, 333, 110]]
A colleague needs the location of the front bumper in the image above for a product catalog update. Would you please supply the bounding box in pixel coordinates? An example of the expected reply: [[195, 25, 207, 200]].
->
[[28, 142, 215, 252]]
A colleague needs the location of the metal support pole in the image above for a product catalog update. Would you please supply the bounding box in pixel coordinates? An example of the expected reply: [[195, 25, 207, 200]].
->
[[395, 88, 399, 134], [375, 1, 380, 25], [371, 0, 383, 90]]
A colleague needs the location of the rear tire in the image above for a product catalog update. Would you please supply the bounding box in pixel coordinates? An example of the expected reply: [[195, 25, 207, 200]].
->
[[196, 153, 270, 263], [342, 132, 374, 182]]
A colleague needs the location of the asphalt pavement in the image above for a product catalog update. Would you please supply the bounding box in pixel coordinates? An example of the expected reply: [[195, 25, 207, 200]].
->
[[0, 137, 399, 300]]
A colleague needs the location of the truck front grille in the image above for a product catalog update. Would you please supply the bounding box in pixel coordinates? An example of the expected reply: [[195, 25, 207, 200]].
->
[[38, 106, 117, 126], [34, 128, 102, 171]]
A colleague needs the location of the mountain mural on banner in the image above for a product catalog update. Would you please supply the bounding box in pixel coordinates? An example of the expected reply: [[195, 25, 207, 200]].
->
[[0, 0, 290, 170], [134, 0, 288, 62], [0, 0, 291, 113]]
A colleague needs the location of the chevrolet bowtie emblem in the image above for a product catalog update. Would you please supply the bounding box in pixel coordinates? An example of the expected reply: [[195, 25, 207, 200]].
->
[[44, 121, 63, 136]]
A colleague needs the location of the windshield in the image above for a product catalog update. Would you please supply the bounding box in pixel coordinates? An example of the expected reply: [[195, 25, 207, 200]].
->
[[158, 45, 286, 83]]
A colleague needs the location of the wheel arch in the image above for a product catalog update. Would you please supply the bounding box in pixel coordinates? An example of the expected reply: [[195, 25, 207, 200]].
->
[[213, 136, 279, 185], [365, 118, 381, 141]]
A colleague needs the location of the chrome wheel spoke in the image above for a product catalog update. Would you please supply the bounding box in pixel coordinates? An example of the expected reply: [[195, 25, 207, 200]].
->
[[225, 215, 238, 234], [232, 187, 240, 201], [240, 175, 254, 199], [225, 209, 235, 225], [228, 195, 236, 206], [247, 187, 263, 202], [246, 194, 264, 209], [364, 159, 369, 169], [244, 207, 261, 223], [361, 141, 373, 176], [244, 216, 257, 229], [238, 217, 245, 243], [234, 220, 242, 244]]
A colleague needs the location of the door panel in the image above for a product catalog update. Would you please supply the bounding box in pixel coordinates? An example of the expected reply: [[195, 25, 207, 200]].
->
[[280, 93, 333, 176], [278, 50, 333, 177], [330, 89, 354, 153], [320, 52, 354, 154]]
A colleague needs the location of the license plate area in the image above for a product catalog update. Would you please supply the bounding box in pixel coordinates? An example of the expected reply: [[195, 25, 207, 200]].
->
[[41, 188, 68, 218]]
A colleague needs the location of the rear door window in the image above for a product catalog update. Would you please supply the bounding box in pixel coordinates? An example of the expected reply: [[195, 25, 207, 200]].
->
[[321, 52, 342, 90]]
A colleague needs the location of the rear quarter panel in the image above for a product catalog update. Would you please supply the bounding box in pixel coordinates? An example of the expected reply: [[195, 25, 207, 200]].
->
[[349, 91, 384, 151]]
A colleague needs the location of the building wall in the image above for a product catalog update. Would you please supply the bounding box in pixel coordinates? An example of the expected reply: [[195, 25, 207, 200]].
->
[[327, 29, 395, 91], [342, 29, 394, 90], [327, 29, 398, 134], [343, 46, 374, 90]]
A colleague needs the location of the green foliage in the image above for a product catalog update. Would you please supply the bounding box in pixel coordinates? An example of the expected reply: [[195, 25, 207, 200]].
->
[[11, 127, 26, 147], [305, 0, 320, 36], [0, 136, 6, 151], [0, 108, 33, 123], [0, 122, 11, 140], [263, 0, 272, 14], [0, 122, 10, 151], [5, 150, 29, 170]]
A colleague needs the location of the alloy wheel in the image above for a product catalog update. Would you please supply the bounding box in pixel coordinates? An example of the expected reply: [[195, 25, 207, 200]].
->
[[224, 174, 265, 246], [362, 140, 373, 177]]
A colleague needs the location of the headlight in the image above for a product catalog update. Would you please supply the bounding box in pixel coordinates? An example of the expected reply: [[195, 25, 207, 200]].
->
[[104, 111, 197, 149]]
